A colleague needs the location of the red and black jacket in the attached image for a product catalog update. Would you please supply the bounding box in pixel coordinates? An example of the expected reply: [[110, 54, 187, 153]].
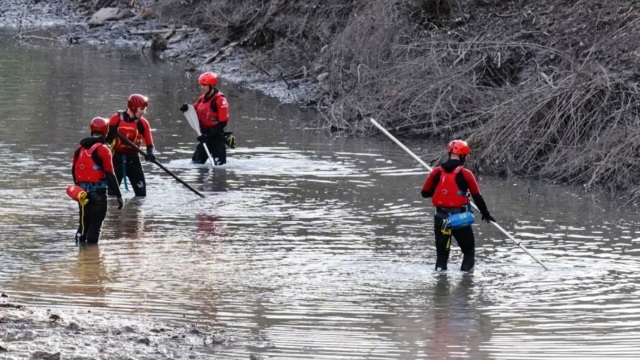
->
[[421, 159, 490, 215], [72, 137, 122, 197], [106, 111, 154, 155]]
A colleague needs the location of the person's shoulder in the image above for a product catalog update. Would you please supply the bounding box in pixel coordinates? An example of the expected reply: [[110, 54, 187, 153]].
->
[[139, 116, 151, 125], [108, 113, 121, 124], [97, 143, 112, 155], [460, 167, 477, 178], [428, 166, 442, 177]]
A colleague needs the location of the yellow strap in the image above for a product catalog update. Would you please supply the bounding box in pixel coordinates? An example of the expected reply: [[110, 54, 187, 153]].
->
[[440, 225, 452, 250], [80, 202, 86, 238], [78, 191, 89, 206]]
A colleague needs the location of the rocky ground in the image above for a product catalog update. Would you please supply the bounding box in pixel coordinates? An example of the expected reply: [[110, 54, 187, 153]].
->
[[0, 297, 251, 360], [1, 291, 277, 360]]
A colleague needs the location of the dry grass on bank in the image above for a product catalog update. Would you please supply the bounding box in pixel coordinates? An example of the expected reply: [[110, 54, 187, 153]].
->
[[174, 0, 640, 197]]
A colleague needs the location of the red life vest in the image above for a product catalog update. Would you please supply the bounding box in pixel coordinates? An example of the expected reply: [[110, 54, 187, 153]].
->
[[111, 111, 147, 154], [432, 166, 469, 208], [194, 92, 227, 130], [74, 143, 106, 183]]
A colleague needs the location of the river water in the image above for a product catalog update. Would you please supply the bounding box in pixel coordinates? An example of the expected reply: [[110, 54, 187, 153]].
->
[[1, 32, 640, 359]]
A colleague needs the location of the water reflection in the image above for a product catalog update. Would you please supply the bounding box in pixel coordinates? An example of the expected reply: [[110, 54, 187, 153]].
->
[[425, 275, 488, 359], [72, 244, 110, 307], [107, 197, 149, 240]]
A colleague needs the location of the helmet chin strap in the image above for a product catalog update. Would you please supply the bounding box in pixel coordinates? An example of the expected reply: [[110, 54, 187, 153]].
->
[[460, 155, 467, 164]]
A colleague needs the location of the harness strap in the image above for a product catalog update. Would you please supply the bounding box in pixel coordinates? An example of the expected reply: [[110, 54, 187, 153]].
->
[[77, 182, 107, 192]]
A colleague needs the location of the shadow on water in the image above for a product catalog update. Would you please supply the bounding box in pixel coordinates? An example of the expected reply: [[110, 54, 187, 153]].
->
[[3, 33, 640, 359]]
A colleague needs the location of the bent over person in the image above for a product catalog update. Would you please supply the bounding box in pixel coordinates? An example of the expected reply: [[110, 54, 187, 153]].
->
[[420, 140, 496, 272], [180, 72, 230, 165], [72, 117, 123, 244], [106, 94, 155, 196]]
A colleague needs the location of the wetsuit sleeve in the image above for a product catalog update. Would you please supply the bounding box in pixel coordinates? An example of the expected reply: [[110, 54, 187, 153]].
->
[[71, 147, 81, 183], [462, 169, 491, 216], [461, 169, 481, 195], [97, 146, 114, 173], [216, 96, 229, 122], [99, 147, 122, 197], [421, 168, 441, 198], [472, 194, 491, 216], [105, 113, 120, 143], [140, 118, 154, 147]]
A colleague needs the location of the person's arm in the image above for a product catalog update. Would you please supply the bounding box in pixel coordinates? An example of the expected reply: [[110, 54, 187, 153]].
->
[[421, 168, 440, 198], [216, 95, 229, 122], [140, 118, 154, 148], [463, 169, 495, 222], [99, 146, 123, 208], [105, 113, 119, 143], [71, 147, 80, 183], [140, 118, 156, 161]]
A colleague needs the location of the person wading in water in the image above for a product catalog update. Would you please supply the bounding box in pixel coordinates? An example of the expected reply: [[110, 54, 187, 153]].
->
[[420, 140, 496, 272], [71, 117, 123, 244], [106, 94, 155, 196], [180, 72, 233, 166]]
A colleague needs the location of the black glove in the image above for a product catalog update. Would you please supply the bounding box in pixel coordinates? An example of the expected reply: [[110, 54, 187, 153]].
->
[[180, 103, 188, 112], [482, 213, 496, 223], [144, 152, 156, 162], [117, 197, 124, 210], [197, 134, 207, 142]]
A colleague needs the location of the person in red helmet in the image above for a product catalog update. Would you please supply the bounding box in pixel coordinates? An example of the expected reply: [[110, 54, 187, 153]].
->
[[72, 117, 124, 244], [180, 71, 230, 165], [106, 94, 155, 196], [420, 140, 496, 272]]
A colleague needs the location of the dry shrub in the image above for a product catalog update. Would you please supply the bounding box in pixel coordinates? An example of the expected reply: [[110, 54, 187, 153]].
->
[[474, 66, 640, 194], [173, 0, 640, 197]]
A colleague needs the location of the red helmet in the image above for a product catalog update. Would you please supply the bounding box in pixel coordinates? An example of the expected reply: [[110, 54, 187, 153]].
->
[[198, 72, 218, 87], [90, 117, 108, 136], [127, 94, 149, 112], [447, 140, 471, 156]]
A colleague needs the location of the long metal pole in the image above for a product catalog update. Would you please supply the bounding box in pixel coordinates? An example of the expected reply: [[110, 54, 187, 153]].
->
[[115, 131, 205, 198], [369, 118, 549, 270]]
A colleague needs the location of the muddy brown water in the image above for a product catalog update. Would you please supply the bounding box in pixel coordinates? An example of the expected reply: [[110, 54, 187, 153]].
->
[[2, 32, 640, 359]]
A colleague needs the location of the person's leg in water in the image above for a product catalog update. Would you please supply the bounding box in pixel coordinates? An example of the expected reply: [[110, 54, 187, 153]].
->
[[83, 191, 108, 244], [454, 226, 476, 272], [209, 135, 226, 165], [192, 142, 208, 164], [108, 152, 124, 196], [433, 215, 451, 271], [126, 155, 147, 197], [76, 203, 88, 244]]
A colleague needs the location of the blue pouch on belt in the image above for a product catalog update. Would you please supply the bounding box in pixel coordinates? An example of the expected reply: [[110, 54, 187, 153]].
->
[[443, 211, 475, 230]]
